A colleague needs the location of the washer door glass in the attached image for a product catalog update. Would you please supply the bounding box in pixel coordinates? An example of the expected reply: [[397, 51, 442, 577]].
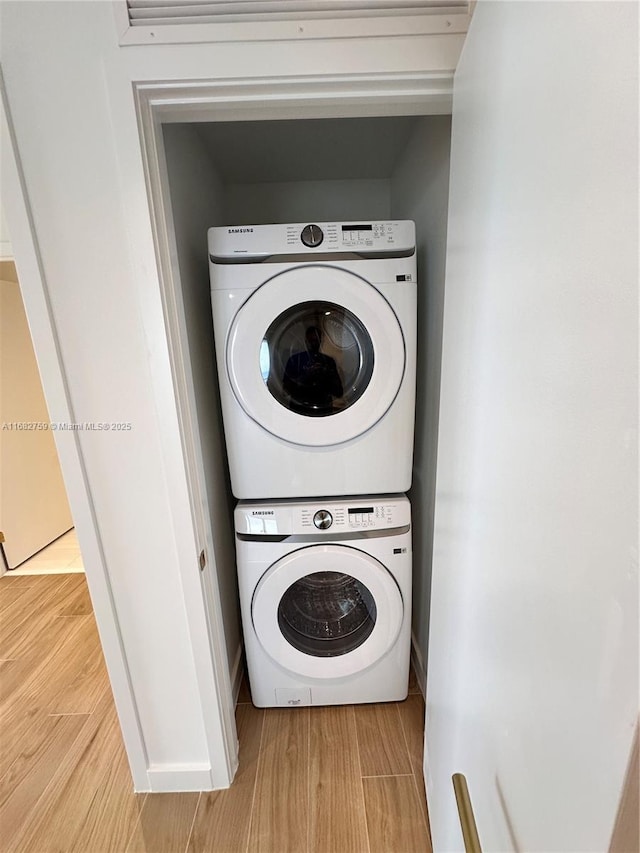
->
[[251, 544, 404, 679], [262, 301, 374, 417], [278, 571, 377, 656]]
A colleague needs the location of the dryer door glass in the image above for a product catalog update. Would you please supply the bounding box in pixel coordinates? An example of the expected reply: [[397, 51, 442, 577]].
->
[[227, 266, 407, 447], [277, 570, 377, 657], [261, 301, 374, 417]]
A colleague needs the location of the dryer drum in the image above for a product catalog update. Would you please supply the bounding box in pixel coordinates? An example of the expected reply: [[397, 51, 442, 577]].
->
[[277, 571, 377, 658]]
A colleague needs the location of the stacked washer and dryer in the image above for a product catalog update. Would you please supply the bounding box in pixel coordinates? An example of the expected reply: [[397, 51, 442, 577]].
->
[[208, 221, 417, 707]]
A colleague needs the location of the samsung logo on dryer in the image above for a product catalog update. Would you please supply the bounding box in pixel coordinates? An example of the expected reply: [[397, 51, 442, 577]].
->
[[228, 227, 254, 234], [251, 510, 274, 516]]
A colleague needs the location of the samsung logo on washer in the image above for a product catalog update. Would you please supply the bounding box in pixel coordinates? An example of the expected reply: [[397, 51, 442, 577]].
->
[[252, 510, 274, 516], [228, 228, 254, 234]]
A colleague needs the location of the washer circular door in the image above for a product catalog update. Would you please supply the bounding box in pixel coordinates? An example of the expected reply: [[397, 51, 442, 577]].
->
[[251, 544, 404, 679], [227, 265, 405, 446]]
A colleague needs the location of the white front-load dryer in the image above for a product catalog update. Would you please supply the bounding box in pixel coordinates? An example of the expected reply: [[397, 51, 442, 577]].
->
[[235, 495, 412, 707], [209, 221, 417, 499]]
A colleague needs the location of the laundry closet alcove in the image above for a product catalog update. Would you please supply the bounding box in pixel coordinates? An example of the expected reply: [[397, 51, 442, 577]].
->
[[138, 78, 453, 781]]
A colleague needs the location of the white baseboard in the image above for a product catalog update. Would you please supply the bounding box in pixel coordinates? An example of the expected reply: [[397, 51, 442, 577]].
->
[[230, 642, 244, 705], [145, 763, 216, 792], [411, 633, 433, 813], [410, 631, 427, 697]]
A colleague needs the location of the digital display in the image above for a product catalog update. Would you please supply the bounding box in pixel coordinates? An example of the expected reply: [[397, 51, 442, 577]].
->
[[348, 507, 374, 514], [342, 224, 373, 232]]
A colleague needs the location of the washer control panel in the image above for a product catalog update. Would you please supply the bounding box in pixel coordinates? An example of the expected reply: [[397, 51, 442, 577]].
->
[[235, 495, 410, 536]]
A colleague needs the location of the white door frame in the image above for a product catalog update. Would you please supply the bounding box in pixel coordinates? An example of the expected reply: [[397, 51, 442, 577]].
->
[[134, 67, 451, 774]]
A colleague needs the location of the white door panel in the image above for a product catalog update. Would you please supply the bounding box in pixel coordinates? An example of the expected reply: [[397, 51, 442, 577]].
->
[[427, 2, 638, 850]]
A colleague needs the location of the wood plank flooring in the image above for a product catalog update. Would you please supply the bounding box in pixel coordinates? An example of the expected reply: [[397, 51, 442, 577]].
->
[[0, 573, 431, 852]]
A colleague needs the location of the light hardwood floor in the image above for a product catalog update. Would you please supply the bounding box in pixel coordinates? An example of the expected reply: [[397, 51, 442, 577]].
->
[[0, 573, 431, 853]]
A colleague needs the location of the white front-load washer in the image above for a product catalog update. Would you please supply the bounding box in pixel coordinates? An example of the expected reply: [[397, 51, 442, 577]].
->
[[235, 494, 412, 707], [209, 221, 417, 499]]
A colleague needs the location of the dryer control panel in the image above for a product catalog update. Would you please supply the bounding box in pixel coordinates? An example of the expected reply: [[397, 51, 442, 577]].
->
[[209, 220, 415, 260], [235, 495, 410, 536]]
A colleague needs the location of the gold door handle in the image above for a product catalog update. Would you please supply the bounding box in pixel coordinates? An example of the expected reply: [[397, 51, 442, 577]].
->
[[452, 773, 482, 853]]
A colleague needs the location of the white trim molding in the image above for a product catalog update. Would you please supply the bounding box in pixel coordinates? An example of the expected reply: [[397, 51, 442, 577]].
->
[[137, 70, 456, 125], [146, 763, 217, 793], [133, 82, 241, 791]]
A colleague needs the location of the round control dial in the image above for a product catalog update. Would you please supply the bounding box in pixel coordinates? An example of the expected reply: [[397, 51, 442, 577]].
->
[[313, 509, 333, 530], [301, 224, 324, 248]]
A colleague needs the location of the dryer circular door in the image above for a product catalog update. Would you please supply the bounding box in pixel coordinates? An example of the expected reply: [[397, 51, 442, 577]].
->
[[226, 265, 405, 446], [251, 544, 404, 679]]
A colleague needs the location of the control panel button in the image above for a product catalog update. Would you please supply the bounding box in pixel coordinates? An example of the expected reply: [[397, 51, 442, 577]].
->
[[301, 224, 324, 248], [313, 509, 333, 530]]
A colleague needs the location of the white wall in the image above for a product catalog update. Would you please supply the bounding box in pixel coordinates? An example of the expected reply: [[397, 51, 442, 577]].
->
[[427, 2, 639, 849], [0, 262, 73, 568], [391, 115, 452, 683], [0, 203, 12, 259], [0, 0, 463, 789], [224, 178, 390, 226]]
